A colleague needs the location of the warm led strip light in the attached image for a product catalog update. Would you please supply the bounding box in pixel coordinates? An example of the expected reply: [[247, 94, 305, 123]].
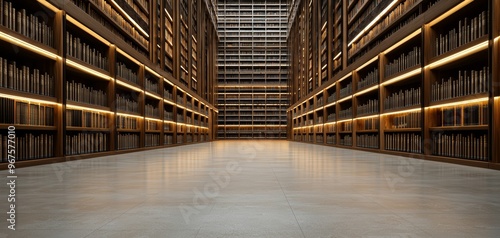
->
[[324, 121, 337, 125], [0, 31, 59, 60], [145, 117, 162, 122], [165, 8, 173, 21], [66, 104, 113, 114], [110, 0, 149, 38], [116, 80, 143, 93], [381, 107, 421, 116], [355, 114, 379, 120], [0, 93, 59, 105], [426, 97, 488, 109], [145, 66, 162, 78], [164, 120, 175, 124], [333, 52, 342, 60], [356, 56, 378, 71], [145, 92, 162, 100], [426, 41, 488, 69], [117, 48, 141, 65], [382, 68, 421, 86], [66, 60, 112, 81], [324, 101, 337, 108], [383, 29, 421, 54], [349, 0, 399, 46], [354, 85, 378, 97], [218, 125, 287, 127], [66, 16, 110, 45], [337, 72, 353, 83], [37, 0, 59, 12], [117, 112, 143, 119], [163, 99, 175, 106], [336, 118, 353, 123], [337, 95, 352, 103], [427, 0, 473, 27]]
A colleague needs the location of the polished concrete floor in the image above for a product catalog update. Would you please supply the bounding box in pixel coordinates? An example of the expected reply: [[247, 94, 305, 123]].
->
[[1, 140, 500, 237]]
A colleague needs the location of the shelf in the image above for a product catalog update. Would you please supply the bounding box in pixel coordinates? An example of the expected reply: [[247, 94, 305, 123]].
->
[[0, 88, 58, 104], [0, 25, 58, 57], [384, 128, 421, 133], [66, 127, 110, 132], [427, 38, 489, 69], [428, 94, 488, 108], [382, 104, 421, 114], [356, 129, 379, 133], [66, 57, 112, 80], [382, 66, 421, 85], [429, 125, 488, 131], [0, 125, 56, 131], [66, 101, 112, 112]]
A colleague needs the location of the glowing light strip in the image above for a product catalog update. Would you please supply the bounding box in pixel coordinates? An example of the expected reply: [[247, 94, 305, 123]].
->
[[383, 29, 421, 54], [37, 0, 59, 12], [321, 64, 327, 70], [66, 60, 112, 80], [163, 99, 175, 105], [382, 68, 421, 86], [66, 104, 112, 114], [314, 106, 324, 112], [348, 0, 399, 46], [356, 56, 378, 71], [324, 121, 337, 125], [355, 114, 379, 120], [0, 31, 59, 60], [116, 48, 141, 65], [145, 117, 162, 122], [427, 0, 472, 27], [116, 80, 143, 92], [164, 120, 175, 124], [324, 101, 337, 108], [336, 118, 353, 123], [337, 72, 353, 83], [325, 82, 337, 91], [0, 93, 59, 105], [145, 66, 162, 78], [66, 16, 110, 45], [164, 78, 174, 86], [426, 97, 488, 109], [426, 41, 488, 69], [117, 112, 143, 119], [218, 125, 287, 127], [355, 85, 378, 97], [333, 52, 342, 60], [321, 22, 327, 31], [110, 0, 149, 37], [145, 92, 162, 100], [165, 8, 173, 21], [337, 95, 352, 103], [381, 107, 421, 116]]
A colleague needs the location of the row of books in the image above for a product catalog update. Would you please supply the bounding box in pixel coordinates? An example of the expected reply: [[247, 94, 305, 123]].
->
[[0, 98, 55, 125], [66, 32, 109, 71], [116, 115, 139, 130], [347, 0, 384, 33], [116, 62, 138, 84], [357, 118, 379, 130], [327, 93, 336, 103], [164, 134, 173, 145], [1, 133, 53, 161], [145, 104, 159, 118], [432, 132, 488, 161], [177, 134, 183, 144], [339, 121, 353, 132], [356, 134, 379, 149], [385, 47, 421, 77], [117, 132, 139, 150], [164, 90, 173, 100], [164, 123, 174, 132], [431, 67, 489, 102], [326, 124, 336, 133], [356, 99, 379, 116], [116, 94, 139, 113], [164, 111, 173, 120], [146, 120, 159, 131], [145, 133, 160, 147], [66, 109, 108, 128], [349, 0, 420, 56], [389, 111, 421, 129], [339, 134, 353, 146], [316, 135, 324, 143], [385, 132, 421, 153], [66, 80, 107, 107], [339, 82, 353, 98], [66, 132, 108, 155], [1, 0, 54, 47], [339, 107, 353, 119], [327, 113, 336, 122], [0, 58, 54, 97], [357, 68, 378, 90], [120, 0, 149, 25], [145, 78, 159, 94], [326, 135, 336, 144], [434, 11, 488, 56], [384, 87, 421, 110], [439, 102, 488, 127], [88, 0, 149, 48]]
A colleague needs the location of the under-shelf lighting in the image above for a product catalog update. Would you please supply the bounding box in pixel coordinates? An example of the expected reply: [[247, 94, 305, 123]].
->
[[66, 16, 110, 45], [381, 107, 421, 116], [324, 101, 337, 108], [116, 80, 143, 93], [145, 117, 162, 122], [426, 41, 488, 69], [0, 93, 59, 106], [37, 0, 59, 12], [164, 78, 174, 86], [355, 114, 379, 120], [337, 95, 352, 103], [110, 0, 149, 38], [0, 31, 59, 60], [427, 0, 473, 27], [354, 85, 378, 97], [383, 29, 421, 54], [382, 68, 421, 86], [66, 104, 113, 114], [356, 56, 378, 71], [66, 60, 112, 81], [336, 118, 353, 123], [426, 97, 488, 109], [164, 99, 175, 105], [145, 66, 162, 78], [333, 52, 342, 60], [145, 92, 162, 100], [116, 48, 141, 65], [324, 121, 337, 125], [348, 0, 399, 46], [165, 8, 173, 21], [337, 73, 352, 83], [117, 112, 143, 119]]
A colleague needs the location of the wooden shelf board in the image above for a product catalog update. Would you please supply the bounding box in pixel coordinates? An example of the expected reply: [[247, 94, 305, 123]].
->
[[0, 25, 58, 56], [382, 105, 421, 114], [66, 127, 110, 132], [428, 36, 489, 66], [355, 129, 379, 133], [428, 93, 489, 107], [117, 129, 141, 133], [0, 125, 57, 130], [66, 56, 111, 76], [429, 125, 489, 131], [383, 128, 421, 133], [0, 88, 58, 103], [67, 100, 111, 112]]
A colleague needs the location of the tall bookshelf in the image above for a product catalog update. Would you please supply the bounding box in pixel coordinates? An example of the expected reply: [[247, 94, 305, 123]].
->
[[288, 0, 500, 169], [0, 0, 218, 169]]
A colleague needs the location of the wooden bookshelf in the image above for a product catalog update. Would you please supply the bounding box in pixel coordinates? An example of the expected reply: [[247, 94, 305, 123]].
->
[[0, 0, 217, 169], [288, 0, 500, 169]]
